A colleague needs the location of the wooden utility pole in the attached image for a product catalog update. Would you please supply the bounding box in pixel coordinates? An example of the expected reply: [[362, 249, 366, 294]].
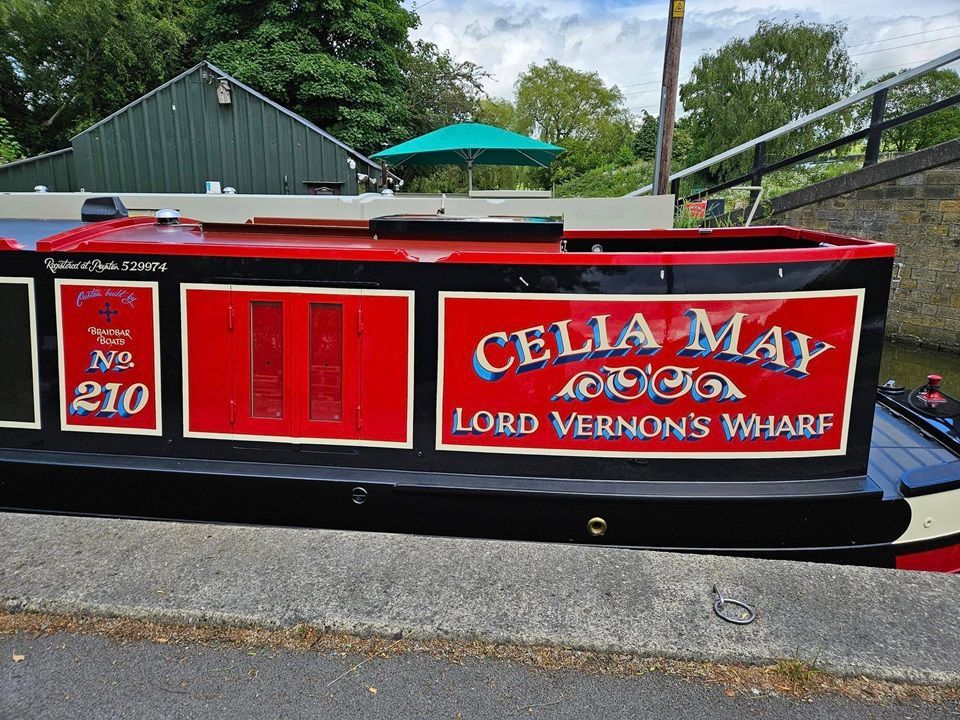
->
[[652, 0, 685, 196]]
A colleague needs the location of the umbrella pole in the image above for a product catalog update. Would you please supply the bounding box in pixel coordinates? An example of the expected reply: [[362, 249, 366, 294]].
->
[[467, 160, 473, 194]]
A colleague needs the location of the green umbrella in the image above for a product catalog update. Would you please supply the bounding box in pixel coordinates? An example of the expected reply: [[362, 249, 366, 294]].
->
[[371, 123, 564, 192]]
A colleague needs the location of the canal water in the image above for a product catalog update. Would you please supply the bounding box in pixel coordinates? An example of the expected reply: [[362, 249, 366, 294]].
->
[[879, 341, 960, 394]]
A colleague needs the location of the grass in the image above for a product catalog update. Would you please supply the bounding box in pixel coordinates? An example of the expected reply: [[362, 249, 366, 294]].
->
[[2, 610, 958, 705], [775, 653, 822, 693]]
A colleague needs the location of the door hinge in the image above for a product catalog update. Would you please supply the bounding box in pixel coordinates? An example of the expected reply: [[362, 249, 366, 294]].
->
[[229, 399, 236, 425], [228, 304, 235, 331], [357, 404, 363, 432], [357, 308, 363, 335]]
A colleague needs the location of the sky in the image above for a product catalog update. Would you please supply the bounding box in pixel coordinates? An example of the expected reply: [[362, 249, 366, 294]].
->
[[406, 0, 960, 115]]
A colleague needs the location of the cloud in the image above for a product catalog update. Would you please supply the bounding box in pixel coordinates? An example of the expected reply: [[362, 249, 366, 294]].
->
[[409, 0, 960, 113]]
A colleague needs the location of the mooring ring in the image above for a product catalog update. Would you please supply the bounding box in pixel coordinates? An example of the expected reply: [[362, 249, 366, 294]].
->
[[712, 584, 756, 625]]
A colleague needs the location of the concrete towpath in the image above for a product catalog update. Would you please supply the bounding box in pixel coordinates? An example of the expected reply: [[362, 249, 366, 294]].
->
[[1, 511, 958, 686]]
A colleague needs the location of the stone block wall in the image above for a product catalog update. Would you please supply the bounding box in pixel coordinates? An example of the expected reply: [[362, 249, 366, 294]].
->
[[770, 143, 960, 353]]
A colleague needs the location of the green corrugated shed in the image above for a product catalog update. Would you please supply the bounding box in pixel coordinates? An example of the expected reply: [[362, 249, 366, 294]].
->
[[0, 148, 76, 193], [0, 62, 385, 195]]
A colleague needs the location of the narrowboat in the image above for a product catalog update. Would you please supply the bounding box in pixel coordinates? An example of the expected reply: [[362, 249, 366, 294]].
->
[[0, 200, 958, 572]]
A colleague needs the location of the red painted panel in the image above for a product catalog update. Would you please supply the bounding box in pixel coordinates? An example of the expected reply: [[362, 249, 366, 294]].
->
[[183, 288, 232, 435], [229, 291, 292, 439], [249, 301, 286, 420], [360, 294, 412, 445], [57, 280, 160, 434], [183, 286, 412, 445], [308, 304, 343, 422], [896, 542, 960, 573], [438, 291, 862, 457], [290, 294, 360, 441]]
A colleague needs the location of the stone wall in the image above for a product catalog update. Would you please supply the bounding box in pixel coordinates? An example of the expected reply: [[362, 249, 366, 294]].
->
[[769, 141, 960, 353]]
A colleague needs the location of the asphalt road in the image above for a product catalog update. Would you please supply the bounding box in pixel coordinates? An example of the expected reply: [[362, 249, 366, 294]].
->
[[2, 631, 958, 720]]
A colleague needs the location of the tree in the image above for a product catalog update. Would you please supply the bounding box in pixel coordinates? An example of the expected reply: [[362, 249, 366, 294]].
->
[[679, 20, 857, 180], [476, 98, 519, 132], [196, 0, 418, 154], [0, 0, 193, 153], [515, 59, 628, 145], [514, 59, 631, 185], [632, 111, 692, 163], [0, 118, 23, 164], [858, 69, 960, 153], [392, 40, 489, 192], [403, 40, 487, 140], [632, 112, 658, 161]]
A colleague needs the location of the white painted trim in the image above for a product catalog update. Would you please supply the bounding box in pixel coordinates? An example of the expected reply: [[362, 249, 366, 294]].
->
[[404, 291, 416, 449], [435, 289, 865, 459], [438, 289, 866, 303], [840, 290, 865, 455], [181, 428, 412, 449], [0, 277, 41, 430], [55, 279, 163, 436], [179, 282, 193, 444], [180, 282, 414, 449], [895, 487, 960, 545]]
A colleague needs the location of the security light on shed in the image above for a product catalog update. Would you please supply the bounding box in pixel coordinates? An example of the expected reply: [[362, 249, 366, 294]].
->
[[347, 158, 357, 170]]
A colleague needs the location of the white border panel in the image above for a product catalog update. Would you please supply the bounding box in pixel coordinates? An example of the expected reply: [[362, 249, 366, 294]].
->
[[436, 289, 865, 459], [0, 277, 41, 430], [55, 279, 163, 436]]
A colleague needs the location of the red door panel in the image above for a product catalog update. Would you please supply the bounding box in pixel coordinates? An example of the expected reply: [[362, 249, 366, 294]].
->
[[183, 285, 411, 448], [291, 294, 360, 442], [183, 287, 233, 435], [359, 293, 412, 446], [231, 290, 294, 438]]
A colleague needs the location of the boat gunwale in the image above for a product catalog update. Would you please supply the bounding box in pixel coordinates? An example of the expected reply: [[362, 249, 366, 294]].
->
[[26, 216, 896, 265]]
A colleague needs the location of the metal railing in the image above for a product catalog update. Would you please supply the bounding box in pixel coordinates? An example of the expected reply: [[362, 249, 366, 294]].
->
[[626, 47, 960, 204]]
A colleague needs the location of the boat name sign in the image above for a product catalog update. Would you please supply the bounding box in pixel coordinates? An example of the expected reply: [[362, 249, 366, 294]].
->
[[438, 291, 863, 458]]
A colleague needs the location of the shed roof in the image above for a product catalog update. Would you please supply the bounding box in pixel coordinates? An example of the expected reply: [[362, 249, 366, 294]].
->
[[71, 61, 386, 173]]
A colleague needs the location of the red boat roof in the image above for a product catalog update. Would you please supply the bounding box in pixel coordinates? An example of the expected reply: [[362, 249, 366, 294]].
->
[[5, 215, 896, 266]]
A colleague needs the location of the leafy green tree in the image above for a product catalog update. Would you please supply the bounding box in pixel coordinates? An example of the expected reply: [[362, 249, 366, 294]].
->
[[549, 116, 634, 184], [0, 117, 23, 163], [403, 40, 486, 139], [858, 69, 960, 153], [555, 160, 654, 198], [673, 116, 694, 165], [680, 20, 857, 181], [633, 111, 693, 163], [0, 0, 192, 153], [514, 59, 631, 185], [197, 0, 417, 154], [632, 112, 658, 161], [476, 98, 519, 132], [391, 40, 490, 192], [515, 59, 627, 145]]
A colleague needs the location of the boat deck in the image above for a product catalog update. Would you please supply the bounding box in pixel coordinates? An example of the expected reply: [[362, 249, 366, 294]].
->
[[0, 218, 87, 250], [1, 215, 896, 265], [869, 404, 957, 497]]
